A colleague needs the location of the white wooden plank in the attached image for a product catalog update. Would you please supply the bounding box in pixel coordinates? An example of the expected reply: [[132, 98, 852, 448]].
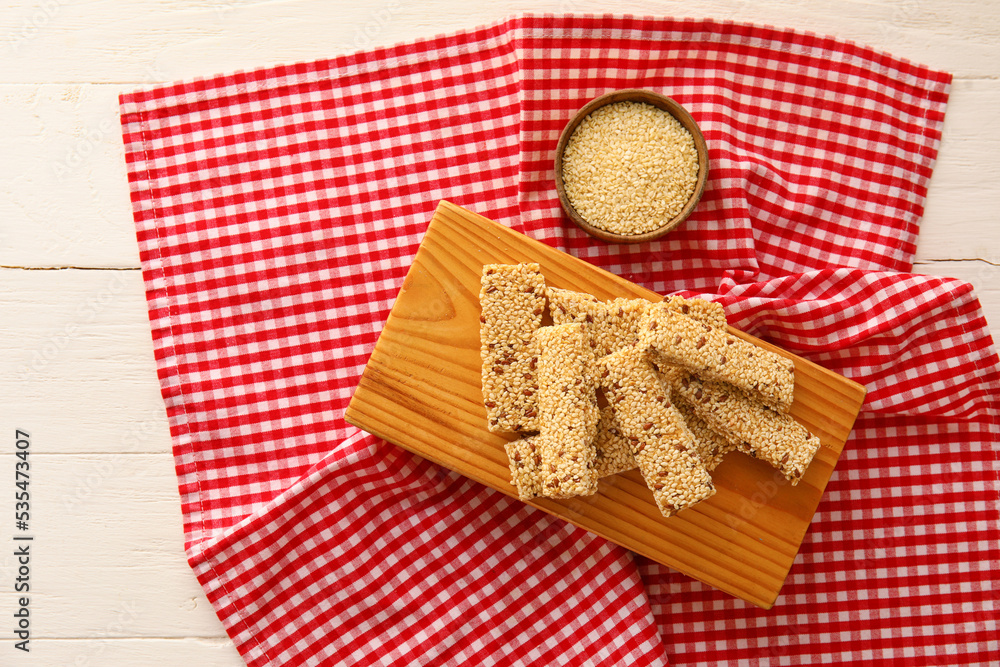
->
[[0, 452, 231, 638], [0, 268, 171, 454], [0, 1, 997, 81], [916, 78, 1000, 264], [0, 83, 137, 268], [0, 638, 243, 666]]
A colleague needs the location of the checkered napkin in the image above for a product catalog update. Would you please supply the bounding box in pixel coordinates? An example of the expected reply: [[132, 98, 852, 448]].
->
[[120, 14, 999, 666]]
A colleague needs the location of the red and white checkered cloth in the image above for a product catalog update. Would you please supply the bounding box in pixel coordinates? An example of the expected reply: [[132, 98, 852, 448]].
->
[[120, 14, 999, 666]]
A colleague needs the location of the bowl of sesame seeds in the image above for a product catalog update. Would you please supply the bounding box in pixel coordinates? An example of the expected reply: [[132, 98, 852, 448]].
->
[[554, 89, 709, 243]]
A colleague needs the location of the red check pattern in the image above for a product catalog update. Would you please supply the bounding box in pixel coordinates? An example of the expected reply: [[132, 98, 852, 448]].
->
[[120, 14, 998, 667]]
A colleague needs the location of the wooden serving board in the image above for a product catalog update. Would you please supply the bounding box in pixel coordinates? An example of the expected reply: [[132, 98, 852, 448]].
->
[[345, 200, 867, 609]]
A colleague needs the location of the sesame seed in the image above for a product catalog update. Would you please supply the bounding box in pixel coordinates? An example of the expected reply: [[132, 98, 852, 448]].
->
[[561, 101, 699, 236]]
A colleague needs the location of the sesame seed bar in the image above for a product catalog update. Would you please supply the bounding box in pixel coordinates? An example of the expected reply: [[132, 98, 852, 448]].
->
[[508, 409, 632, 498], [650, 359, 685, 386], [534, 323, 600, 498], [640, 302, 725, 372], [593, 406, 637, 478], [598, 348, 715, 517], [662, 295, 727, 330], [507, 420, 631, 501], [673, 374, 821, 485], [676, 400, 738, 471], [652, 361, 735, 470], [504, 435, 544, 500], [642, 302, 796, 413], [548, 287, 652, 357], [652, 362, 736, 471], [600, 298, 652, 355], [702, 334, 795, 413], [479, 263, 545, 433]]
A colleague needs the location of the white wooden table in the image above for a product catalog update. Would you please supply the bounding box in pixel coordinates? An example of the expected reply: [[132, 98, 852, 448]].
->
[[1, 2, 996, 664]]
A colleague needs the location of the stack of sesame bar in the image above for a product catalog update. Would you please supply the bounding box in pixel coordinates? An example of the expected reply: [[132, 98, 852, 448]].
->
[[480, 263, 821, 518]]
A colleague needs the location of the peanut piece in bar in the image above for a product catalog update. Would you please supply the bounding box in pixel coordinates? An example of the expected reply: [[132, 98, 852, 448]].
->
[[598, 348, 715, 517], [534, 324, 600, 498], [673, 374, 820, 485], [480, 263, 545, 432]]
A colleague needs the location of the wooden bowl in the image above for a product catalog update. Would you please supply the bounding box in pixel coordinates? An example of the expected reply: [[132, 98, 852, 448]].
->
[[554, 89, 709, 244]]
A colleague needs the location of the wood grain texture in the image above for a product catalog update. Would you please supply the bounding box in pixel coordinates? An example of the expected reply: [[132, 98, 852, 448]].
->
[[346, 200, 867, 609]]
